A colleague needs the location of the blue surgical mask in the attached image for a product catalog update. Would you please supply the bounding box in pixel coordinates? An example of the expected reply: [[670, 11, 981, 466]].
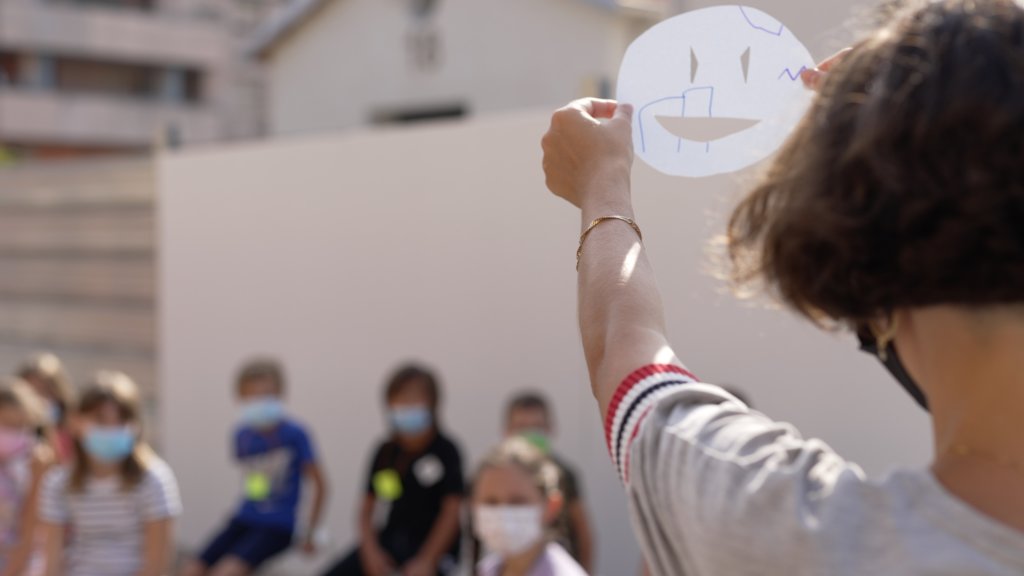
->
[[239, 397, 285, 428], [390, 406, 432, 435], [83, 426, 136, 463]]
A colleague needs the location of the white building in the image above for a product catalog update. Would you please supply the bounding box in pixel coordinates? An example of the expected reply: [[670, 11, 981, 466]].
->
[[0, 0, 267, 159], [250, 0, 669, 136]]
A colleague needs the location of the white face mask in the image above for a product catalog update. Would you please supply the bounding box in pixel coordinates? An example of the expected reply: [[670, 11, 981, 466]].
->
[[474, 505, 545, 557]]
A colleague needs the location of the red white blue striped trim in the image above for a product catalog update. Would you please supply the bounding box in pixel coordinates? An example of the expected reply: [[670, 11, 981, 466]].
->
[[604, 364, 697, 483]]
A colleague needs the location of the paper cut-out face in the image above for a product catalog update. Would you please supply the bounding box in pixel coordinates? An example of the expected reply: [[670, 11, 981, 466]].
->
[[617, 6, 815, 178]]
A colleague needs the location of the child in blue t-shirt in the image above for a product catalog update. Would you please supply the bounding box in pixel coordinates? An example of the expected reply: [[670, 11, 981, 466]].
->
[[181, 359, 328, 576]]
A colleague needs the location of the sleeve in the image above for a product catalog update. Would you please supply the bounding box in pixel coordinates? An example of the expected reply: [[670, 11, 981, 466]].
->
[[293, 425, 317, 466], [608, 365, 866, 576], [139, 460, 183, 522], [439, 440, 465, 497], [39, 468, 70, 524]]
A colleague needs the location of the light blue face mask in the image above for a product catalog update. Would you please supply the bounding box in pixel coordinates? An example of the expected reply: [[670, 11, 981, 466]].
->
[[390, 406, 432, 435], [239, 397, 285, 428], [83, 426, 136, 463]]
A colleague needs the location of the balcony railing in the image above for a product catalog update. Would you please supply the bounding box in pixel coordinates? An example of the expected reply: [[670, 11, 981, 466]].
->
[[0, 88, 218, 147], [0, 0, 229, 66]]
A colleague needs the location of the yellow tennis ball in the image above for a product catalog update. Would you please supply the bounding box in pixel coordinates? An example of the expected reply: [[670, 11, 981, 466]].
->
[[246, 473, 272, 501], [373, 469, 403, 502]]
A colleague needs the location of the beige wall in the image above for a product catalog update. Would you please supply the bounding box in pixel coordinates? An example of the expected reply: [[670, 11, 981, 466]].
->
[[264, 0, 643, 136], [158, 108, 930, 575]]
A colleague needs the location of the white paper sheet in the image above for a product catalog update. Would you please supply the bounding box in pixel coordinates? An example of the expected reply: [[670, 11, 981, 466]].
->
[[617, 5, 815, 178]]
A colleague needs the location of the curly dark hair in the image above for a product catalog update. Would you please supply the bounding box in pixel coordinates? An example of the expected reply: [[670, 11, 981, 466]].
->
[[728, 0, 1024, 327]]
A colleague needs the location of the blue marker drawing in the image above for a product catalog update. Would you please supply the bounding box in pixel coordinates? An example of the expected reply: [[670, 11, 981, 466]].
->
[[778, 66, 808, 81], [637, 86, 715, 154], [738, 5, 783, 37]]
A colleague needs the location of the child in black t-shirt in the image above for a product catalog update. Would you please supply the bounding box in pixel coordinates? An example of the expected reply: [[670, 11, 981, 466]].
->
[[322, 364, 464, 576]]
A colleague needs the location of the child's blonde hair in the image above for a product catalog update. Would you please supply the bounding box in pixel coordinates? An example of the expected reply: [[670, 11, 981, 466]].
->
[[18, 352, 74, 423], [70, 371, 154, 492], [475, 437, 562, 499], [0, 377, 48, 428]]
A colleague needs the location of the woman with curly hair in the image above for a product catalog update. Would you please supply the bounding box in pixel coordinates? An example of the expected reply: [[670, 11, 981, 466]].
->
[[541, 0, 1024, 573]]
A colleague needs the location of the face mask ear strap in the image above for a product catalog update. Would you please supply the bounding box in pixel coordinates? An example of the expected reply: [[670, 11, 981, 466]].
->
[[857, 324, 930, 412], [868, 314, 900, 361], [878, 343, 930, 411]]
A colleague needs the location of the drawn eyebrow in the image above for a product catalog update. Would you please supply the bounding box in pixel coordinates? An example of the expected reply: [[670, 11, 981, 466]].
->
[[691, 47, 699, 83], [741, 47, 751, 82]]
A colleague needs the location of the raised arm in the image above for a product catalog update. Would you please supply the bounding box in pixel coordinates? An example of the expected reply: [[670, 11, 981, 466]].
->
[[541, 99, 683, 417], [2, 449, 52, 576]]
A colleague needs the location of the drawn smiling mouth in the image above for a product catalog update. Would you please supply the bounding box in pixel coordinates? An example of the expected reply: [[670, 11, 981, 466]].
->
[[655, 116, 761, 143]]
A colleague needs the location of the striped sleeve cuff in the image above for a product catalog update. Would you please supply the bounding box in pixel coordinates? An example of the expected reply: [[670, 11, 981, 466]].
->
[[605, 364, 698, 483]]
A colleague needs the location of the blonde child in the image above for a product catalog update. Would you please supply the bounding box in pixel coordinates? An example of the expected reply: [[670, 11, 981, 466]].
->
[[39, 371, 181, 576], [473, 438, 587, 576]]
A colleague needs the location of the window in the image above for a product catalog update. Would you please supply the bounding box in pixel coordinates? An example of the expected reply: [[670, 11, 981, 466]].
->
[[373, 104, 467, 125], [56, 58, 156, 97], [0, 52, 18, 86], [50, 0, 156, 10], [52, 57, 202, 103]]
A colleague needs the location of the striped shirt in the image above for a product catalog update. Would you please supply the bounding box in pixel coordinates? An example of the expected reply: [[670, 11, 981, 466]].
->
[[40, 458, 181, 576], [609, 364, 1024, 576]]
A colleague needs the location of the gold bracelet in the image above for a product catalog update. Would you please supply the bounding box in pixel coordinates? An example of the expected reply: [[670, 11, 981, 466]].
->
[[576, 215, 643, 270]]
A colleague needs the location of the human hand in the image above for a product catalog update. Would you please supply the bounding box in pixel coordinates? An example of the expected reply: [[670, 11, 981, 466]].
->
[[800, 48, 853, 91], [300, 536, 317, 555], [30, 443, 55, 478], [359, 541, 396, 576], [542, 98, 634, 210], [402, 555, 436, 576]]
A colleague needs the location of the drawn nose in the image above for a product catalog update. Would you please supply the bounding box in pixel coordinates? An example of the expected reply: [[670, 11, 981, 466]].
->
[[655, 117, 761, 143], [681, 87, 713, 118]]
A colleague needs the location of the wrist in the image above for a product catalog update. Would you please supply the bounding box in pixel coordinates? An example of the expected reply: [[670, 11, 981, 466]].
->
[[579, 172, 633, 223]]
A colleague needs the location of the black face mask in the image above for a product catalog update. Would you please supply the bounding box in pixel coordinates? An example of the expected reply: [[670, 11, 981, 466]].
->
[[857, 329, 929, 411]]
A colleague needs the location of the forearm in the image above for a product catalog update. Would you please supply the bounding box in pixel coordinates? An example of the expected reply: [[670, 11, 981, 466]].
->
[[577, 177, 675, 416], [570, 504, 595, 572], [3, 539, 32, 576], [41, 524, 64, 576], [135, 520, 172, 576], [358, 497, 377, 545], [417, 499, 460, 562], [305, 472, 328, 537], [4, 521, 37, 576]]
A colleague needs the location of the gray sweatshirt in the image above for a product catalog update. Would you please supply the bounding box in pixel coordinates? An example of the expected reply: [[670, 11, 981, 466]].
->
[[606, 365, 1024, 575]]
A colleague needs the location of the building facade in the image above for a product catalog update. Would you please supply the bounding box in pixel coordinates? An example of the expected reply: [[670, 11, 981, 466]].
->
[[250, 0, 668, 136], [0, 0, 266, 160]]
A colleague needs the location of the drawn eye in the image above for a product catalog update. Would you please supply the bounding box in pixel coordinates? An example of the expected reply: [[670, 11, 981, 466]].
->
[[690, 47, 699, 83], [741, 47, 751, 83]]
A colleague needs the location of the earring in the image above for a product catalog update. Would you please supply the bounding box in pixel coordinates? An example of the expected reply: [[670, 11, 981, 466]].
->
[[873, 314, 900, 361]]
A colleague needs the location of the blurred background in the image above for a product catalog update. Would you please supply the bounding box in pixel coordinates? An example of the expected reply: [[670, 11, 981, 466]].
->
[[0, 1, 930, 575]]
